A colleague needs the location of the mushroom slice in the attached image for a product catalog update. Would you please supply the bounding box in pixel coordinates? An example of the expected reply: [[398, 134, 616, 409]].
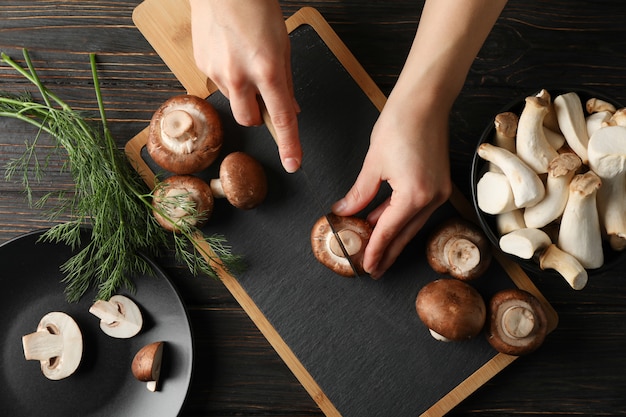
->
[[416, 278, 486, 342], [486, 288, 548, 355], [210, 152, 268, 210], [132, 341, 165, 392], [310, 214, 372, 278], [147, 94, 223, 174], [22, 311, 83, 380], [89, 295, 143, 339], [426, 217, 492, 281], [152, 175, 214, 232]]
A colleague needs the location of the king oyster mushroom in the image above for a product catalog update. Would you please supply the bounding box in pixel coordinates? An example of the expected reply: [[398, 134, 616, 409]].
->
[[22, 312, 83, 380], [147, 94, 223, 174]]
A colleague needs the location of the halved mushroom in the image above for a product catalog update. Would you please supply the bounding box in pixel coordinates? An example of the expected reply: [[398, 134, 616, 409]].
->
[[310, 214, 372, 277], [89, 295, 143, 339], [210, 152, 268, 210], [152, 175, 214, 232], [147, 94, 223, 174], [486, 288, 548, 355], [416, 278, 486, 342], [22, 312, 83, 380], [426, 217, 492, 281], [132, 341, 165, 392]]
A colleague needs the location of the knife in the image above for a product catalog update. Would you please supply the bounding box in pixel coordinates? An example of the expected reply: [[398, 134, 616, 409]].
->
[[259, 99, 361, 277]]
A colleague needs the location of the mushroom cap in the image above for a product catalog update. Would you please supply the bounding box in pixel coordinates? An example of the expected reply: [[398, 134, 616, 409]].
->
[[147, 94, 223, 174], [214, 151, 268, 209], [152, 175, 214, 232], [486, 288, 548, 355], [310, 213, 372, 277], [415, 278, 486, 341], [426, 217, 492, 280], [22, 311, 83, 380], [132, 341, 165, 391], [89, 295, 143, 339]]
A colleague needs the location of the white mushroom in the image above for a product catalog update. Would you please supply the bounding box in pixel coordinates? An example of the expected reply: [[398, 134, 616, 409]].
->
[[22, 312, 83, 380], [523, 152, 582, 228], [516, 95, 559, 174], [539, 244, 588, 290], [587, 125, 626, 250], [477, 143, 545, 208], [558, 171, 604, 269], [476, 171, 517, 214], [553, 92, 590, 164], [586, 98, 617, 114], [536, 89, 561, 133], [496, 209, 526, 235], [586, 111, 613, 138], [489, 112, 518, 173], [499, 228, 552, 260], [606, 108, 626, 127], [89, 295, 143, 338]]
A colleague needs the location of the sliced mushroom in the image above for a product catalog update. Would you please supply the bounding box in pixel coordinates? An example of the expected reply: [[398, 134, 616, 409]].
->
[[587, 125, 626, 250], [553, 92, 590, 164], [486, 288, 548, 355], [523, 152, 582, 229], [477, 143, 545, 208], [209, 152, 268, 210], [89, 295, 143, 338], [147, 94, 223, 174], [132, 341, 165, 392], [416, 278, 486, 342], [558, 171, 604, 269], [22, 312, 83, 380], [426, 217, 492, 281], [516, 95, 559, 174], [310, 214, 372, 277], [152, 175, 214, 232]]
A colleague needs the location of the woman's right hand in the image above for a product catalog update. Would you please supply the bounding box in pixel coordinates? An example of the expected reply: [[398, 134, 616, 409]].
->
[[190, 0, 302, 173]]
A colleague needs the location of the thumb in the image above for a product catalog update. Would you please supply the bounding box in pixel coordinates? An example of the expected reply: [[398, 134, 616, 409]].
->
[[332, 163, 381, 216]]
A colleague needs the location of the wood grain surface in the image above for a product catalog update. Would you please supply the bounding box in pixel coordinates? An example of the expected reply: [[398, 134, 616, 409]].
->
[[1, 1, 626, 416]]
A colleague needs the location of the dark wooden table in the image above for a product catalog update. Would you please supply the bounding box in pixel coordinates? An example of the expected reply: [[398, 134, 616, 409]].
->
[[1, 1, 625, 415]]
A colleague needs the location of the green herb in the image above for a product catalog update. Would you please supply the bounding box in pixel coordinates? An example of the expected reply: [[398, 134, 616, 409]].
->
[[0, 49, 244, 302]]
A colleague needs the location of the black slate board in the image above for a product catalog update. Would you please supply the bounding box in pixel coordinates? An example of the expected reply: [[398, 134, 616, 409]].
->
[[139, 23, 521, 416]]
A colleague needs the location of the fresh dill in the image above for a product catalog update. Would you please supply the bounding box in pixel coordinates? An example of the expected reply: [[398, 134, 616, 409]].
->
[[0, 49, 244, 302]]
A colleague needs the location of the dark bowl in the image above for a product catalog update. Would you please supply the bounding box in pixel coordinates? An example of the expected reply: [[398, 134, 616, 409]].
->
[[470, 88, 624, 277]]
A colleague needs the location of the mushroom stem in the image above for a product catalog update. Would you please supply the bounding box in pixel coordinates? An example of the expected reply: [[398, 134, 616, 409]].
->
[[329, 229, 362, 257], [22, 331, 63, 361], [161, 109, 197, 153], [499, 228, 552, 260], [501, 305, 536, 339], [209, 178, 226, 199], [516, 95, 559, 174], [554, 92, 590, 164], [539, 244, 588, 290]]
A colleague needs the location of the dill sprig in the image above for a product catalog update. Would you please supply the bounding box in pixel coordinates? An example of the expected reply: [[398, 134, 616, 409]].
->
[[0, 49, 244, 302]]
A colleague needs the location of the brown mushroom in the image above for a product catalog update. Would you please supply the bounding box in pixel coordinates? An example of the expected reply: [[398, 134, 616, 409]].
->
[[147, 94, 223, 174], [310, 214, 372, 277], [152, 175, 214, 232], [486, 288, 548, 355], [210, 152, 268, 210], [426, 217, 492, 281], [415, 278, 486, 341], [132, 341, 165, 392], [22, 312, 83, 380]]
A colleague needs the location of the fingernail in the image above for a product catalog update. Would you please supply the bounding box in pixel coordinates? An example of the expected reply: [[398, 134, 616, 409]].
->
[[283, 157, 300, 173], [331, 199, 346, 213]]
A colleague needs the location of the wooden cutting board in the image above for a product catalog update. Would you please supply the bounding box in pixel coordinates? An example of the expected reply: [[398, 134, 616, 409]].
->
[[127, 3, 558, 416]]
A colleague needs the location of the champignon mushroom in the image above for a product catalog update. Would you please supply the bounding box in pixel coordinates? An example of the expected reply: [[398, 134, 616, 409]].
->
[[89, 295, 143, 338], [516, 95, 559, 174], [426, 217, 492, 281], [558, 171, 604, 269], [152, 175, 214, 232], [415, 279, 486, 342], [132, 341, 165, 392], [486, 288, 548, 355], [147, 94, 223, 174], [310, 213, 372, 277], [477, 142, 545, 208], [22, 311, 83, 380], [209, 152, 268, 210]]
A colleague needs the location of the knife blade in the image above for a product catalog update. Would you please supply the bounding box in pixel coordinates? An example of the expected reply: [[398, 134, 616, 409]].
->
[[258, 98, 361, 277], [299, 166, 362, 277]]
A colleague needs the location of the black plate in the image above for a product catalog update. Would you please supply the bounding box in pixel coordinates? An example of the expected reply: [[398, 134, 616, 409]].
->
[[471, 88, 624, 275], [0, 230, 193, 416]]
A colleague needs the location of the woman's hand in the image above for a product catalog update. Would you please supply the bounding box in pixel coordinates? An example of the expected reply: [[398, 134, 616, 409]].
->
[[190, 0, 301, 173]]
